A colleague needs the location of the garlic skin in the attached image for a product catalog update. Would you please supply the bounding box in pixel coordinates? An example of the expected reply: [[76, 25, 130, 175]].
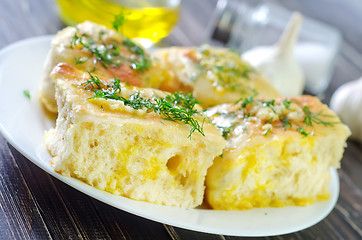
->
[[242, 12, 305, 97], [330, 77, 362, 142]]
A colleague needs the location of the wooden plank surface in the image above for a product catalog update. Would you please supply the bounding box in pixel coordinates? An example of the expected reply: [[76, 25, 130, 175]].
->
[[0, 137, 51, 239], [0, 0, 361, 239]]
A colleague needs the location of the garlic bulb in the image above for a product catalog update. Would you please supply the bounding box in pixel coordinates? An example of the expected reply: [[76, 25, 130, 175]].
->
[[330, 77, 362, 142], [242, 12, 305, 97]]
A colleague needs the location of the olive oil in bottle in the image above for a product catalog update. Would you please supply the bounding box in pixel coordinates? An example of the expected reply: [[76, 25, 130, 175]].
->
[[56, 0, 180, 47]]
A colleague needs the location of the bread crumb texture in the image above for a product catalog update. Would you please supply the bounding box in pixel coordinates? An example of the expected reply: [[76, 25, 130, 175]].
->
[[205, 96, 350, 210], [45, 63, 225, 208]]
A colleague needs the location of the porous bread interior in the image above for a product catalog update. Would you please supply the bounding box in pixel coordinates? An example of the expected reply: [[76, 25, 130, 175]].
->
[[46, 70, 225, 208], [47, 120, 214, 208], [206, 132, 347, 210]]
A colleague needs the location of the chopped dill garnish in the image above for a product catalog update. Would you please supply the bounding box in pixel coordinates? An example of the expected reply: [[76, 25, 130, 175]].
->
[[296, 127, 309, 137], [263, 127, 272, 136], [82, 73, 205, 138], [280, 116, 292, 129], [302, 106, 338, 127], [70, 32, 122, 69], [69, 29, 151, 72], [283, 99, 292, 109], [217, 125, 234, 138], [113, 10, 126, 32], [98, 30, 106, 41], [193, 46, 255, 92], [223, 96, 339, 137], [235, 93, 257, 107], [23, 90, 31, 100], [74, 56, 88, 65], [70, 30, 81, 48], [262, 99, 276, 113], [263, 99, 275, 107], [190, 63, 203, 82], [265, 117, 274, 124], [123, 38, 151, 72]]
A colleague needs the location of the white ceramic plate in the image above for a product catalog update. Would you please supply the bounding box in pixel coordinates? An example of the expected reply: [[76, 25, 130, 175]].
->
[[0, 36, 339, 237]]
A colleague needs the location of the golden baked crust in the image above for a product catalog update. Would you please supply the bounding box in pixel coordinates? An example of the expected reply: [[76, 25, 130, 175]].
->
[[39, 21, 166, 113], [45, 63, 225, 208], [205, 95, 350, 210], [154, 45, 280, 108]]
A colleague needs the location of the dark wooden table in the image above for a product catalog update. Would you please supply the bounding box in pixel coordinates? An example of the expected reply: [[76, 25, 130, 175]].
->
[[1, 0, 361, 239]]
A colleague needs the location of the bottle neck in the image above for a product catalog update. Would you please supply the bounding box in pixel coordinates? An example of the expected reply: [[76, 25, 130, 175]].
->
[[211, 0, 241, 44], [210, 0, 269, 53]]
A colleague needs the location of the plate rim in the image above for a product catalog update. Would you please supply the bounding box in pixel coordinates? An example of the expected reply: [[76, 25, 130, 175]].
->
[[0, 35, 340, 237]]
